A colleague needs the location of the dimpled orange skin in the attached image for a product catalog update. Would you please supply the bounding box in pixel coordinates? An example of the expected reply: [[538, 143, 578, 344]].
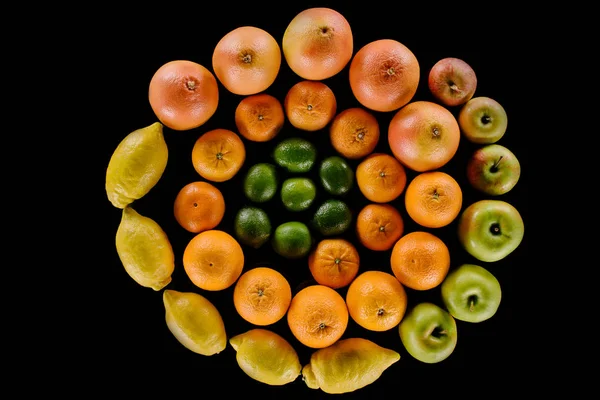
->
[[349, 39, 420, 112], [284, 80, 337, 131], [390, 231, 451, 291], [329, 107, 380, 160], [183, 230, 244, 291], [148, 60, 219, 131], [388, 101, 461, 172], [356, 153, 408, 203], [212, 26, 281, 96], [308, 238, 360, 289], [235, 93, 285, 142], [282, 7, 353, 81], [191, 129, 246, 182], [355, 203, 404, 251], [173, 181, 226, 233]]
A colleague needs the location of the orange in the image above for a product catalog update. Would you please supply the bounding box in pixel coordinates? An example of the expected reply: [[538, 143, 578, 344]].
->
[[404, 171, 463, 228], [349, 39, 420, 112], [212, 26, 281, 95], [191, 128, 246, 182], [390, 231, 450, 291], [355, 153, 407, 203], [388, 100, 461, 172], [345, 270, 408, 332], [235, 93, 284, 142], [355, 203, 404, 251], [308, 238, 360, 289], [284, 80, 337, 131], [287, 285, 348, 349], [233, 266, 292, 326], [182, 230, 245, 291], [148, 60, 219, 131], [329, 107, 380, 160], [282, 7, 353, 81], [173, 181, 225, 233]]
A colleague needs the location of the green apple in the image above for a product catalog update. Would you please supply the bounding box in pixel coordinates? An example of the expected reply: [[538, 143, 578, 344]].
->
[[457, 200, 524, 262], [458, 96, 508, 144], [467, 144, 521, 195], [441, 264, 501, 323], [399, 302, 457, 364], [428, 57, 477, 107]]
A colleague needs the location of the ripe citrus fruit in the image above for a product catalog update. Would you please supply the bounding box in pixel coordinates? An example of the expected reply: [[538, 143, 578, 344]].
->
[[388, 100, 461, 172], [192, 128, 246, 182], [356, 153, 407, 203], [390, 231, 450, 291], [233, 267, 292, 326], [284, 80, 337, 131], [349, 39, 420, 112], [272, 221, 312, 259], [319, 156, 354, 196], [312, 199, 352, 236], [173, 181, 225, 233], [282, 7, 353, 81], [234, 206, 272, 249], [243, 163, 279, 203], [356, 203, 404, 251], [404, 171, 463, 228], [235, 93, 285, 142], [280, 177, 317, 212], [329, 107, 380, 160], [273, 137, 317, 173], [308, 238, 360, 289], [345, 270, 408, 332], [287, 284, 349, 348], [212, 26, 281, 95], [183, 230, 245, 291], [148, 60, 219, 131]]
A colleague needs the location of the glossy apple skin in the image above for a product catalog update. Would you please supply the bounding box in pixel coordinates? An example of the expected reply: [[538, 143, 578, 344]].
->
[[458, 97, 508, 144], [467, 144, 521, 195], [457, 200, 524, 262], [441, 264, 501, 323], [399, 302, 457, 364], [428, 57, 477, 107]]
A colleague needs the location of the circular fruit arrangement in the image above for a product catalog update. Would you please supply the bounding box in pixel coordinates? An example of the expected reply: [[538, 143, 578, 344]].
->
[[105, 6, 523, 395]]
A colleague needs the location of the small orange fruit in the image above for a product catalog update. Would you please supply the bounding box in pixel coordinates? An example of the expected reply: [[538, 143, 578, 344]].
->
[[282, 7, 353, 81], [212, 26, 281, 95], [346, 270, 408, 332], [284, 80, 337, 131], [183, 230, 245, 291], [192, 128, 246, 182], [390, 231, 450, 291], [173, 181, 225, 233], [404, 171, 463, 228], [235, 93, 284, 142], [349, 39, 420, 112], [356, 153, 407, 203], [308, 238, 360, 289], [329, 107, 380, 160], [233, 266, 292, 326], [287, 284, 348, 349], [355, 203, 404, 251], [388, 100, 461, 172], [148, 60, 219, 131]]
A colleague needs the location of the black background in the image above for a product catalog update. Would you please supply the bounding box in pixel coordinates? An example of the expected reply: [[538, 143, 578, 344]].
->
[[99, 2, 525, 396]]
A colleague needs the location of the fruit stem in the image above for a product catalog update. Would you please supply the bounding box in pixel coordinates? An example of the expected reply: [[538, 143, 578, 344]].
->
[[242, 54, 252, 63], [449, 83, 460, 93], [387, 67, 395, 76], [186, 80, 196, 90], [469, 299, 475, 312], [307, 104, 313, 111], [216, 152, 223, 160], [491, 156, 503, 173], [258, 114, 264, 121]]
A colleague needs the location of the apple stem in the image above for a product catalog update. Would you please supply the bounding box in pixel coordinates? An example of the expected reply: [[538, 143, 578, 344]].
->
[[470, 299, 475, 312], [491, 156, 504, 173], [449, 83, 460, 93]]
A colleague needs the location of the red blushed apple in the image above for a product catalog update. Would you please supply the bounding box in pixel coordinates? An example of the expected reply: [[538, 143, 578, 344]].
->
[[467, 144, 521, 195], [428, 57, 477, 107]]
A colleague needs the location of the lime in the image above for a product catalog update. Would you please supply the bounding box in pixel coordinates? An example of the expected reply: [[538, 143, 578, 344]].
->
[[272, 221, 312, 259], [234, 207, 272, 249], [273, 137, 317, 173], [319, 156, 354, 196], [243, 163, 278, 203], [281, 177, 317, 212], [312, 199, 352, 236]]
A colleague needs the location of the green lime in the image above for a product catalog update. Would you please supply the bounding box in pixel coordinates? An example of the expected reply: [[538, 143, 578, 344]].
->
[[312, 199, 352, 236], [234, 206, 272, 249], [319, 156, 354, 196], [273, 137, 317, 173], [243, 163, 278, 203], [272, 221, 312, 259], [281, 177, 317, 212]]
